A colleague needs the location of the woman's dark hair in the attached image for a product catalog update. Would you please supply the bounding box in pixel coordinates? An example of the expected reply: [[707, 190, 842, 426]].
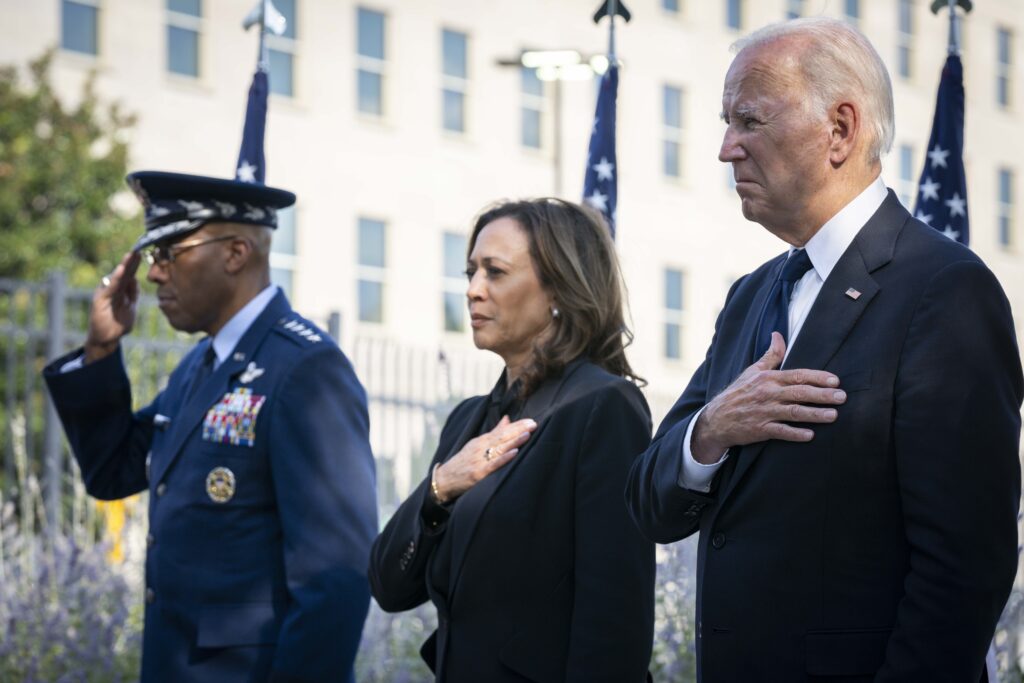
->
[[468, 198, 643, 397]]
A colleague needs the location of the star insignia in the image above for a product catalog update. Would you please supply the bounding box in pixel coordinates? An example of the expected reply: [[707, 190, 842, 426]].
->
[[585, 189, 608, 212], [237, 160, 258, 183], [941, 225, 961, 241], [592, 157, 615, 182], [944, 192, 966, 217], [927, 144, 950, 169], [919, 176, 941, 202], [178, 200, 206, 213]]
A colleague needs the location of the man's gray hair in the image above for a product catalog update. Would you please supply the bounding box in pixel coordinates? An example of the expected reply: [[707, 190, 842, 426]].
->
[[732, 17, 895, 164]]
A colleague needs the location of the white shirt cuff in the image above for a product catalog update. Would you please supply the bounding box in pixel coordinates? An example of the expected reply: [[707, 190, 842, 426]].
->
[[680, 406, 728, 493], [59, 353, 86, 373]]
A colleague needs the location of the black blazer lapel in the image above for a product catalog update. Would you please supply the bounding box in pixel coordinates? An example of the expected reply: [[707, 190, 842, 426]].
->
[[445, 360, 586, 603], [150, 291, 292, 487], [783, 192, 907, 371]]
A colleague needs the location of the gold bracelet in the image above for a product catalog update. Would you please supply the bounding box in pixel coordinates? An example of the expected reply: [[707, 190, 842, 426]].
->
[[430, 463, 448, 504]]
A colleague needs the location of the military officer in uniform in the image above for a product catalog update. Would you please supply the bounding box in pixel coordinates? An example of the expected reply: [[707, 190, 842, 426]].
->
[[43, 171, 378, 683]]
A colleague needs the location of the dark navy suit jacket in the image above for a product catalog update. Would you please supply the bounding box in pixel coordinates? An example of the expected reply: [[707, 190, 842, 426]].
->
[[626, 193, 1022, 682], [44, 291, 377, 683], [370, 360, 656, 682]]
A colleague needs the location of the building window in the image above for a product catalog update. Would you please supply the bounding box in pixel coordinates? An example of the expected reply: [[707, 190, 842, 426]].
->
[[271, 206, 297, 298], [267, 0, 297, 97], [726, 0, 743, 31], [166, 0, 201, 78], [521, 67, 544, 149], [442, 232, 466, 332], [442, 29, 468, 133], [997, 28, 1013, 109], [896, 0, 914, 80], [844, 0, 860, 23], [664, 268, 685, 360], [662, 0, 680, 13], [998, 168, 1014, 248], [785, 0, 803, 19], [357, 7, 386, 116], [357, 217, 386, 323], [61, 0, 99, 56], [663, 85, 684, 179], [898, 144, 915, 209]]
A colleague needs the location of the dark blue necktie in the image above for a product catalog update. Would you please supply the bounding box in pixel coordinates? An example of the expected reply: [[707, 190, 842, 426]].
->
[[187, 343, 216, 401], [754, 249, 814, 358]]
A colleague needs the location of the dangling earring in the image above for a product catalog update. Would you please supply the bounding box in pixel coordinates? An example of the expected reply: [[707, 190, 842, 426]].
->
[[551, 306, 560, 319]]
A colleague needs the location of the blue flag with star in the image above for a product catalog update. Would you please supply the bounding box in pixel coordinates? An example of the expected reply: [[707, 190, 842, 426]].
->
[[913, 55, 968, 245], [235, 67, 268, 184], [583, 64, 618, 237]]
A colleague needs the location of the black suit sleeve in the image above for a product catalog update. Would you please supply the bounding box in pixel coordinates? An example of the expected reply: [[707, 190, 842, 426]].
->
[[42, 347, 154, 500], [566, 383, 656, 682], [368, 400, 474, 613], [625, 282, 741, 544], [878, 260, 1022, 680]]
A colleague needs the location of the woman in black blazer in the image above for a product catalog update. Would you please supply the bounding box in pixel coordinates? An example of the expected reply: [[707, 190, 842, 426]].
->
[[369, 199, 655, 682]]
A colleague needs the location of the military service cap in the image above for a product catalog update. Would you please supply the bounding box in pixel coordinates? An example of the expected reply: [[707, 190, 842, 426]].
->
[[126, 171, 296, 251]]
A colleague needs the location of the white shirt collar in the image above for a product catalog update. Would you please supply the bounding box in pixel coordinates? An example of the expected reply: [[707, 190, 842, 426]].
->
[[801, 175, 888, 281], [210, 284, 279, 367]]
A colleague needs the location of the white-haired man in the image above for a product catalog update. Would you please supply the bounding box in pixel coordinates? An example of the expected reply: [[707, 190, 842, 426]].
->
[[627, 18, 1021, 682]]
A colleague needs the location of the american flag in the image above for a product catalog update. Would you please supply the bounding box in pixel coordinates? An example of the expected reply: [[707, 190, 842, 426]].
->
[[913, 55, 968, 245], [582, 64, 619, 237], [234, 68, 268, 184]]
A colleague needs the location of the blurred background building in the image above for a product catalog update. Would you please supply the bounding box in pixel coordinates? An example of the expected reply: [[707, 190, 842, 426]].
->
[[0, 0, 1022, 494]]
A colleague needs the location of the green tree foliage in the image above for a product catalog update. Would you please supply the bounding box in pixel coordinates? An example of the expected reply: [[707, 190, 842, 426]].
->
[[0, 51, 138, 286]]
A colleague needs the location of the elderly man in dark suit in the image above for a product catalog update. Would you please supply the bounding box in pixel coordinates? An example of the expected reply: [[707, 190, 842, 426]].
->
[[43, 171, 377, 682], [626, 17, 1022, 682]]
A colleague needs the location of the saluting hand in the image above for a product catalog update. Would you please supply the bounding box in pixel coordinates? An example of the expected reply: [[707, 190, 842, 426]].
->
[[84, 250, 142, 364], [691, 332, 846, 463], [432, 416, 538, 503]]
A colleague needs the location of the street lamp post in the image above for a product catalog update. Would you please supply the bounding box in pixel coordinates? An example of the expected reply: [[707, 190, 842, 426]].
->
[[497, 50, 608, 197]]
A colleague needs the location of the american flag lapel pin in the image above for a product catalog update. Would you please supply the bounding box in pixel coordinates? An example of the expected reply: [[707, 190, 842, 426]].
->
[[845, 288, 862, 300]]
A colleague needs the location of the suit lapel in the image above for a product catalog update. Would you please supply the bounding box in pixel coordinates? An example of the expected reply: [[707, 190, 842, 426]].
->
[[151, 292, 291, 486], [446, 361, 585, 603], [719, 192, 907, 503]]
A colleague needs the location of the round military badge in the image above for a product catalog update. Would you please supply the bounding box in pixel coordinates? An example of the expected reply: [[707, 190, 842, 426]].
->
[[206, 466, 236, 503]]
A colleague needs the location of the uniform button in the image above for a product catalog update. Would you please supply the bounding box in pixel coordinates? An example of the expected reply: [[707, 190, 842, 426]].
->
[[146, 533, 155, 547], [145, 588, 155, 604], [156, 483, 167, 497], [711, 532, 726, 549]]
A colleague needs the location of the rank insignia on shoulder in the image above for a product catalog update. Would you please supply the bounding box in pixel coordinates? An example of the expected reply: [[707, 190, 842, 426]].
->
[[279, 319, 322, 343], [238, 362, 265, 384], [206, 466, 236, 503], [203, 387, 266, 447]]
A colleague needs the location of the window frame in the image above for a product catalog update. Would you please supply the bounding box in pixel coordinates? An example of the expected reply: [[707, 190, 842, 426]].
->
[[441, 28, 469, 134], [61, 0, 101, 57], [356, 216, 388, 324], [166, 0, 202, 78], [356, 6, 388, 117]]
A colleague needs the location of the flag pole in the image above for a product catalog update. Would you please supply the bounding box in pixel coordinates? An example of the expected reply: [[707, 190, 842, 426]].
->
[[930, 0, 973, 56], [258, 0, 269, 72], [607, 0, 617, 62]]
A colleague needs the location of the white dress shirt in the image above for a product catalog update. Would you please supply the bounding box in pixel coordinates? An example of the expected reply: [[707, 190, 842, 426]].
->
[[680, 177, 888, 491]]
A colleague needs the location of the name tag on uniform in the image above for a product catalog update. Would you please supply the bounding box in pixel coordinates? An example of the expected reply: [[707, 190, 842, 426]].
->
[[203, 388, 266, 447]]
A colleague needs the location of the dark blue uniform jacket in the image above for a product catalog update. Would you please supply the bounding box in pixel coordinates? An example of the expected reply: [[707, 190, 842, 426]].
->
[[44, 291, 377, 683]]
